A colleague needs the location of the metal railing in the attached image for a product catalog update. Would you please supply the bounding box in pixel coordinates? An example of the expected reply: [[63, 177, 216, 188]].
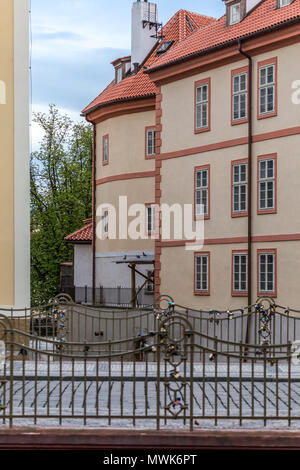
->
[[0, 296, 299, 428]]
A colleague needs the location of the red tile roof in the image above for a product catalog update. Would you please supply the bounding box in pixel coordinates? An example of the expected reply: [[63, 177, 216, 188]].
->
[[65, 220, 93, 243], [82, 10, 215, 115], [147, 0, 300, 72]]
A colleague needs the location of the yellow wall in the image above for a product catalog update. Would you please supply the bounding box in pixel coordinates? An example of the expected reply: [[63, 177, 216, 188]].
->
[[0, 0, 15, 305], [95, 110, 156, 255]]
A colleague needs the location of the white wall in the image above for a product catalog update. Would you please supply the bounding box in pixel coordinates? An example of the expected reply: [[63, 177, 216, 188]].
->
[[74, 245, 92, 287], [95, 251, 154, 288]]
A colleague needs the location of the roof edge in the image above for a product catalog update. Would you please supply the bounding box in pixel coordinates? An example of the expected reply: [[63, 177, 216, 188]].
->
[[145, 15, 300, 75]]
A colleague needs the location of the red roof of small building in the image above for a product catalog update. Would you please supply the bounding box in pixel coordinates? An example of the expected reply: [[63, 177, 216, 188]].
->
[[82, 10, 215, 115], [65, 219, 93, 243], [147, 0, 300, 72]]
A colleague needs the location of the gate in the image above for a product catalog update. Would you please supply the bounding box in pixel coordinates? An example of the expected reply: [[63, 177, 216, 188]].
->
[[0, 295, 299, 428]]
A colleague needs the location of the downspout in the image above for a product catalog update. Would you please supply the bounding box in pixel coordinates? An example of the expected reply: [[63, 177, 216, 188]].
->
[[238, 40, 252, 343], [92, 123, 96, 305]]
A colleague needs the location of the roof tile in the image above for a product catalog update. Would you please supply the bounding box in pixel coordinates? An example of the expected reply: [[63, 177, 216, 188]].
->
[[82, 10, 215, 114], [147, 0, 300, 72]]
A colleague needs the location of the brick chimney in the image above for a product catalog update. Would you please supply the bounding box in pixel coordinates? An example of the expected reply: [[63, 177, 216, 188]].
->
[[131, 1, 159, 72]]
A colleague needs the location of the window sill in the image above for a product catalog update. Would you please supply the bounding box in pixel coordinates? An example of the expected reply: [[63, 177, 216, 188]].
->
[[194, 126, 210, 135], [257, 111, 277, 120]]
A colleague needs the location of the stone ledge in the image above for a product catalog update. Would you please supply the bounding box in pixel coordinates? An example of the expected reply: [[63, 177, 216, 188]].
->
[[0, 428, 300, 450]]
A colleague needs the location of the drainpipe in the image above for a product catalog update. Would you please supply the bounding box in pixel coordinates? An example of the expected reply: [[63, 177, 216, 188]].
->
[[238, 40, 252, 342], [92, 123, 96, 305]]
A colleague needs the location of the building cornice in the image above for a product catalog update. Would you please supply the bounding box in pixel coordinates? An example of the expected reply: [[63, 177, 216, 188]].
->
[[84, 96, 156, 124]]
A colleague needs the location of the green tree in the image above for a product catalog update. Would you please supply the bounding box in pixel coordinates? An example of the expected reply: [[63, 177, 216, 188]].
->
[[30, 105, 92, 305]]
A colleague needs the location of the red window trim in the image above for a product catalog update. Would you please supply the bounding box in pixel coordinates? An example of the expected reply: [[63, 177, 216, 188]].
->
[[231, 158, 248, 218], [194, 164, 210, 221], [257, 57, 278, 120], [231, 250, 248, 297], [102, 134, 109, 166], [194, 77, 211, 134], [231, 65, 249, 126], [257, 248, 278, 298], [145, 126, 156, 159], [194, 251, 210, 296], [257, 153, 277, 215]]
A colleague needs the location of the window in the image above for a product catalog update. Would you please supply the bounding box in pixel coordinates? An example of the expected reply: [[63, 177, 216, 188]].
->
[[230, 3, 241, 25], [156, 40, 174, 55], [103, 135, 109, 165], [194, 253, 210, 295], [258, 250, 277, 296], [116, 67, 122, 84], [232, 252, 248, 296], [102, 210, 109, 238], [195, 78, 210, 133], [145, 270, 154, 294], [232, 160, 247, 217], [278, 0, 293, 7], [195, 166, 210, 219], [145, 127, 156, 158], [258, 58, 277, 118], [258, 155, 277, 214], [146, 204, 156, 236], [232, 69, 248, 123]]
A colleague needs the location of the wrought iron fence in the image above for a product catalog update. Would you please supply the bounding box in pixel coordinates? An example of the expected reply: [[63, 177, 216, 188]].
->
[[0, 295, 300, 428]]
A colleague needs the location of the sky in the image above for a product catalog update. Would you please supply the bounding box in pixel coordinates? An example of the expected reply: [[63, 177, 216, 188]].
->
[[31, 0, 225, 147]]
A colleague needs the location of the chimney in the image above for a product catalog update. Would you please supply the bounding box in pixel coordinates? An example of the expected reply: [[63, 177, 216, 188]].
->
[[131, 1, 159, 72]]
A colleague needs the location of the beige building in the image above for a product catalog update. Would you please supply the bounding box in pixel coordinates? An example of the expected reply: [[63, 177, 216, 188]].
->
[[0, 0, 30, 308], [72, 0, 300, 310]]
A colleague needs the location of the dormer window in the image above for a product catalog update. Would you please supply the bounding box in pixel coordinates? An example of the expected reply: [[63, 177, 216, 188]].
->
[[230, 3, 241, 24], [278, 0, 293, 7], [224, 0, 246, 26], [111, 55, 131, 85], [116, 67, 122, 84]]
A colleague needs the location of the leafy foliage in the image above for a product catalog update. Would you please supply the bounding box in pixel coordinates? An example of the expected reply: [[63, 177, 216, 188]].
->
[[31, 105, 92, 305]]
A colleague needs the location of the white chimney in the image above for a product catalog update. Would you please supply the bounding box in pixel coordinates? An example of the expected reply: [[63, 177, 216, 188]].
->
[[131, 1, 158, 72]]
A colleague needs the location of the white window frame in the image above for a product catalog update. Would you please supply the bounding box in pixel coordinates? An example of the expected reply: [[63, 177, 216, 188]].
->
[[258, 158, 275, 211], [232, 72, 247, 121], [195, 83, 209, 130], [279, 0, 292, 7], [116, 66, 122, 84], [259, 63, 275, 115], [195, 168, 209, 218], [103, 136, 108, 164], [195, 254, 209, 293], [230, 3, 241, 25], [146, 129, 156, 157], [232, 162, 247, 214], [259, 252, 275, 294], [233, 253, 248, 293], [146, 205, 156, 235], [102, 210, 109, 238]]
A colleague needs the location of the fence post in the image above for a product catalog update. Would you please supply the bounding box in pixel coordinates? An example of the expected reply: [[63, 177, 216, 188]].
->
[[84, 286, 87, 304]]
